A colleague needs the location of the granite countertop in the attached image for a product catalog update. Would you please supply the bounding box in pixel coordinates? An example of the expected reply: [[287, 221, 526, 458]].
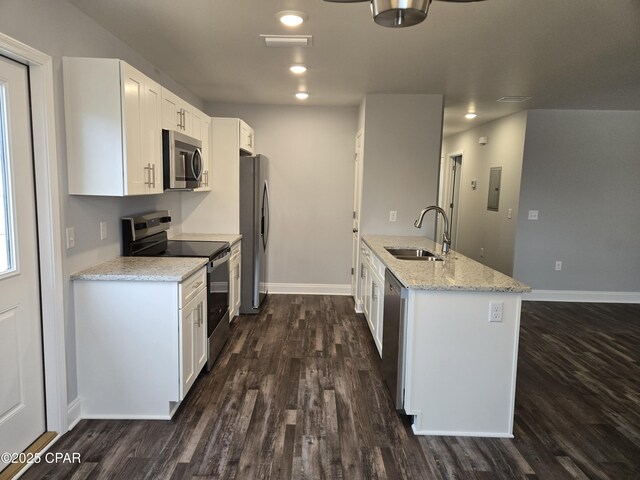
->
[[171, 233, 242, 245], [362, 235, 531, 293], [71, 257, 208, 282]]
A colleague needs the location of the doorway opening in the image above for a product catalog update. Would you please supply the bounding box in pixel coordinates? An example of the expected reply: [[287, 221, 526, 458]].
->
[[438, 153, 462, 250]]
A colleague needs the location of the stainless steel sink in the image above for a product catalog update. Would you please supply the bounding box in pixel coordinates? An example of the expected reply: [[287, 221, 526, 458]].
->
[[384, 247, 444, 261]]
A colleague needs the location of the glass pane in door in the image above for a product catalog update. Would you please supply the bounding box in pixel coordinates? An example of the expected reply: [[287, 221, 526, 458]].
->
[[0, 84, 16, 275]]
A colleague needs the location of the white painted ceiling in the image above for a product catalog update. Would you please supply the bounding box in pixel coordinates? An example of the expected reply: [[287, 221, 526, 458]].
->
[[68, 0, 640, 136]]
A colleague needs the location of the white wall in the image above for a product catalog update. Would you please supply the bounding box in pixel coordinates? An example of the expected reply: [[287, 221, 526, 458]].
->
[[360, 94, 444, 237], [514, 110, 640, 292], [204, 103, 358, 287], [442, 112, 528, 276], [0, 0, 204, 403]]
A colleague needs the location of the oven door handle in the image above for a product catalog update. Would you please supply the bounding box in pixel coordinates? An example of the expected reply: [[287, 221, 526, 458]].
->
[[209, 251, 230, 270]]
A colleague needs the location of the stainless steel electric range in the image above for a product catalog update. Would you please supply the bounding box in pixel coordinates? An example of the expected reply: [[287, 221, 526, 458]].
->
[[122, 210, 230, 371]]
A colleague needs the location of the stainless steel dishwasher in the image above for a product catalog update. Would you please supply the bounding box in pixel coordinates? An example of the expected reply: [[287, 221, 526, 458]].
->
[[382, 270, 408, 411]]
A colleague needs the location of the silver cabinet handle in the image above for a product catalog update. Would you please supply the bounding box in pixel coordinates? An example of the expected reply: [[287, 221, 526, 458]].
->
[[361, 264, 366, 279], [151, 164, 156, 188], [144, 163, 151, 186], [372, 283, 378, 300]]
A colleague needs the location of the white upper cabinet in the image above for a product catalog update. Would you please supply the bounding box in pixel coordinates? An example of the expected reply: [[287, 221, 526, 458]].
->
[[192, 109, 211, 192], [63, 57, 163, 196], [239, 119, 255, 154], [161, 87, 193, 137]]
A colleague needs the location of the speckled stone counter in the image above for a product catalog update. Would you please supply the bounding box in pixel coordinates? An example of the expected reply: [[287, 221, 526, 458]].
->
[[71, 257, 208, 282], [171, 233, 242, 245], [362, 235, 530, 293]]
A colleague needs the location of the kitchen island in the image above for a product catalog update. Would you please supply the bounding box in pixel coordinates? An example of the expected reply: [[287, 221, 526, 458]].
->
[[72, 257, 209, 419], [361, 235, 530, 438]]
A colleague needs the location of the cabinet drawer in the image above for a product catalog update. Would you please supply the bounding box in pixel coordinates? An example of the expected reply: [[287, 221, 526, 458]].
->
[[180, 267, 206, 308], [370, 252, 385, 278]]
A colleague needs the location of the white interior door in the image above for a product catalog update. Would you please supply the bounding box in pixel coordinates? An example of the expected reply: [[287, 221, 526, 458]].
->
[[351, 130, 363, 298], [0, 55, 46, 472]]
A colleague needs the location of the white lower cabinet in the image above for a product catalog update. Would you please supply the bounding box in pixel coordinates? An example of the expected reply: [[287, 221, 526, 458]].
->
[[180, 287, 207, 398], [360, 241, 384, 357], [74, 267, 208, 419], [229, 242, 242, 320]]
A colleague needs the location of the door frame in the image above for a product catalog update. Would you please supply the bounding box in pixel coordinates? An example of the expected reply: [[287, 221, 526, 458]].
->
[[438, 150, 464, 250], [0, 33, 68, 434]]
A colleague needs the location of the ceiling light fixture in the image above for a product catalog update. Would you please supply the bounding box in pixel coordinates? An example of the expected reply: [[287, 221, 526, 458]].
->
[[290, 65, 307, 74], [295, 92, 309, 100], [465, 113, 477, 119], [278, 11, 306, 27], [322, 0, 486, 28]]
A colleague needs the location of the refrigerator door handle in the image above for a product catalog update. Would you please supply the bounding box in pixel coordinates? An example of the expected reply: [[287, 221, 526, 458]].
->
[[262, 180, 270, 249]]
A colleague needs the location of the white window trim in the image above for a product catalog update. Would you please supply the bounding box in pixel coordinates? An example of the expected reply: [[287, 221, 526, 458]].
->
[[0, 32, 68, 433]]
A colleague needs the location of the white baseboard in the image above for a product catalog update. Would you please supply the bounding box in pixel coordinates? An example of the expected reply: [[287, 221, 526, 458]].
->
[[67, 397, 82, 430], [524, 290, 640, 303], [267, 283, 351, 296], [411, 425, 513, 438]]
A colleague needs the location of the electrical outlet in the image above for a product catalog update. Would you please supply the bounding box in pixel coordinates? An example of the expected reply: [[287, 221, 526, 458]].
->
[[66, 227, 75, 249], [555, 261, 562, 271], [489, 301, 503, 322], [100, 222, 107, 240], [528, 210, 539, 220], [508, 208, 512, 219], [389, 210, 397, 222], [480, 247, 484, 258]]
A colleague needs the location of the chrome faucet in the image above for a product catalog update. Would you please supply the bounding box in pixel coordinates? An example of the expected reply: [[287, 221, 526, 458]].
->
[[414, 206, 451, 254]]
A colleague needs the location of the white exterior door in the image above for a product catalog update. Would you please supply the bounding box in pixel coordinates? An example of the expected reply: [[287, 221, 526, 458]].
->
[[0, 56, 46, 471]]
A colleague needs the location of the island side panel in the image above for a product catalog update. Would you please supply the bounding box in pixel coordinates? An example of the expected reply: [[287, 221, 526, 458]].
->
[[404, 290, 522, 437], [75, 280, 180, 419]]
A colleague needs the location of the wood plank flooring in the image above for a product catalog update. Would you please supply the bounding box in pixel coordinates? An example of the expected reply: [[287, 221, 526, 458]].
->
[[18, 297, 640, 479]]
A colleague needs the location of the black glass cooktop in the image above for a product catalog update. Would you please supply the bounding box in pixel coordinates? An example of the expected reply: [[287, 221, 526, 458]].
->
[[136, 240, 229, 260]]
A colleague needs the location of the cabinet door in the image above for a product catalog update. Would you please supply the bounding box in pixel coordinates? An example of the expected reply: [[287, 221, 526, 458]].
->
[[194, 290, 207, 373], [234, 261, 241, 316], [362, 261, 371, 321], [180, 288, 206, 399], [143, 77, 163, 194], [193, 115, 211, 192], [372, 276, 384, 356], [239, 120, 254, 154], [162, 88, 182, 131], [121, 63, 146, 195]]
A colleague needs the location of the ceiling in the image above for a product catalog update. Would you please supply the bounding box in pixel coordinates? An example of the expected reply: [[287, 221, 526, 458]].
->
[[68, 0, 640, 136]]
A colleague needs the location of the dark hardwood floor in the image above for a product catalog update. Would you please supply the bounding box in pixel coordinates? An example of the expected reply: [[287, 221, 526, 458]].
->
[[20, 297, 640, 479]]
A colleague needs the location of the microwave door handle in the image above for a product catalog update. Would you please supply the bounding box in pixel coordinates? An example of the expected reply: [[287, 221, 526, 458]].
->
[[191, 148, 203, 181]]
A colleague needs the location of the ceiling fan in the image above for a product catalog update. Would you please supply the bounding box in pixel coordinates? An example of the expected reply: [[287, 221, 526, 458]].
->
[[323, 0, 486, 28]]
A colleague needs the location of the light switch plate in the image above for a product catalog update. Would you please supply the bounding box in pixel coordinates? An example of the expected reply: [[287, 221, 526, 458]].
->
[[66, 227, 75, 249], [100, 222, 107, 240], [389, 210, 397, 222]]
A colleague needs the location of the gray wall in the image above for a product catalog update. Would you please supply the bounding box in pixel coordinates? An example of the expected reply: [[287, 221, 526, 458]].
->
[[0, 0, 204, 403], [514, 110, 640, 292], [442, 112, 527, 276], [360, 94, 444, 237], [206, 103, 358, 286]]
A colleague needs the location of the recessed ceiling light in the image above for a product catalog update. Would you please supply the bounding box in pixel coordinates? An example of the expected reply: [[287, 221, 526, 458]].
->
[[278, 11, 306, 27], [295, 92, 309, 100], [465, 113, 477, 119], [290, 65, 307, 74]]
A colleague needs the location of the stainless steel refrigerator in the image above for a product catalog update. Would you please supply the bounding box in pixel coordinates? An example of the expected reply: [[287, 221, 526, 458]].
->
[[240, 154, 270, 314]]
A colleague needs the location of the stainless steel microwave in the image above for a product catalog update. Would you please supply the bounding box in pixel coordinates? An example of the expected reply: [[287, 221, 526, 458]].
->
[[162, 129, 203, 190]]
